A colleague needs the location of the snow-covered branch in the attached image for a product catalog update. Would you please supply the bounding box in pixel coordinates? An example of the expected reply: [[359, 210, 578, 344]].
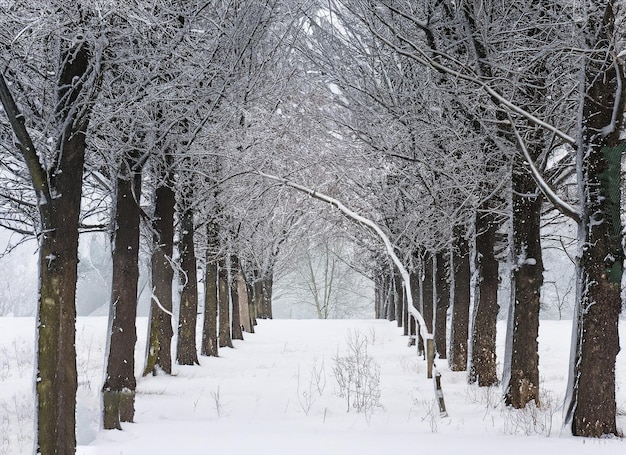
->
[[255, 170, 431, 342], [0, 72, 50, 205], [506, 113, 581, 224], [356, 5, 576, 146]]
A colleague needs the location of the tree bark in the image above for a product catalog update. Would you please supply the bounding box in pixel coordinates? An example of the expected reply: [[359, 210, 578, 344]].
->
[[201, 221, 219, 357], [253, 279, 265, 319], [3, 40, 96, 454], [218, 258, 233, 348], [387, 273, 396, 321], [238, 272, 253, 333], [565, 2, 623, 436], [103, 153, 142, 429], [246, 281, 257, 329], [402, 274, 409, 336], [409, 267, 421, 351], [261, 274, 274, 319], [468, 211, 500, 386], [434, 251, 450, 359], [176, 200, 200, 366], [230, 255, 244, 341], [421, 252, 434, 335], [503, 159, 543, 408], [143, 167, 176, 376], [449, 229, 471, 371], [394, 271, 403, 328]]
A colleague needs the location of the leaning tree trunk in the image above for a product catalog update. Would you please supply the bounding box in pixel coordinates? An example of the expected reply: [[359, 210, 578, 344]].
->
[[449, 228, 471, 371], [503, 158, 543, 408], [144, 167, 176, 376], [468, 211, 500, 386], [103, 153, 142, 429], [0, 40, 94, 454], [565, 2, 624, 436], [434, 251, 450, 359], [176, 198, 200, 366]]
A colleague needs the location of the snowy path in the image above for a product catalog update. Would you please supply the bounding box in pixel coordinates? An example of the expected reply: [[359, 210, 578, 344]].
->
[[1, 318, 625, 454]]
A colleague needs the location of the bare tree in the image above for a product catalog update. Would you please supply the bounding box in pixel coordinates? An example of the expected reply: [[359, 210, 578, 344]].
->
[[0, 3, 104, 452]]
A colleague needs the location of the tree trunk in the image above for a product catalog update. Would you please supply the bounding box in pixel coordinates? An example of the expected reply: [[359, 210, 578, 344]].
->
[[468, 211, 500, 386], [27, 42, 92, 454], [176, 201, 200, 366], [261, 274, 274, 319], [143, 169, 176, 376], [230, 255, 244, 341], [218, 258, 233, 348], [253, 279, 265, 319], [565, 3, 623, 436], [387, 272, 396, 321], [503, 159, 543, 408], [409, 267, 421, 351], [201, 222, 219, 357], [402, 275, 409, 336], [449, 229, 471, 371], [421, 252, 434, 335], [394, 271, 403, 328], [103, 154, 142, 429], [238, 272, 253, 333], [36, 174, 83, 454], [434, 251, 450, 359], [246, 281, 257, 329]]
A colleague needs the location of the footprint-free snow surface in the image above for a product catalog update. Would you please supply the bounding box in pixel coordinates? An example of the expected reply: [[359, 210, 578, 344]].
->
[[1, 317, 624, 454]]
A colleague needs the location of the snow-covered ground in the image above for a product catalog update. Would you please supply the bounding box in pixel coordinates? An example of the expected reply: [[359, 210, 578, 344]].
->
[[0, 317, 624, 454]]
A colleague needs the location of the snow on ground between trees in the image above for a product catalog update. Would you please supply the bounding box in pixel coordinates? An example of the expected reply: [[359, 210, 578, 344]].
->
[[0, 317, 624, 454]]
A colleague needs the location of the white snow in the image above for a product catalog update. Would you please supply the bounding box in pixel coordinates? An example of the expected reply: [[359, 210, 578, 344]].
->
[[0, 317, 625, 454]]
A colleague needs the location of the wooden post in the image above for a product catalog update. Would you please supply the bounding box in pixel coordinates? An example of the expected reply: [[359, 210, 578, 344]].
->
[[434, 369, 448, 417], [426, 337, 434, 379]]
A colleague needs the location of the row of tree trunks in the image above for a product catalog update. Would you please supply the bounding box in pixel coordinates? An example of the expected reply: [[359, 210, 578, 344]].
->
[[372, 213, 500, 386], [374, 246, 460, 364]]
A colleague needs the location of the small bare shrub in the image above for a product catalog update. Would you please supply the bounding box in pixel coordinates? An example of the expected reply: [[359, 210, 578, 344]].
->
[[332, 329, 381, 414]]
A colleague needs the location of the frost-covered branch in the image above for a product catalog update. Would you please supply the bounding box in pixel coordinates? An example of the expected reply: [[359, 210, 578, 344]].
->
[[507, 113, 581, 224], [256, 170, 431, 341], [354, 4, 576, 146], [0, 72, 49, 205]]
